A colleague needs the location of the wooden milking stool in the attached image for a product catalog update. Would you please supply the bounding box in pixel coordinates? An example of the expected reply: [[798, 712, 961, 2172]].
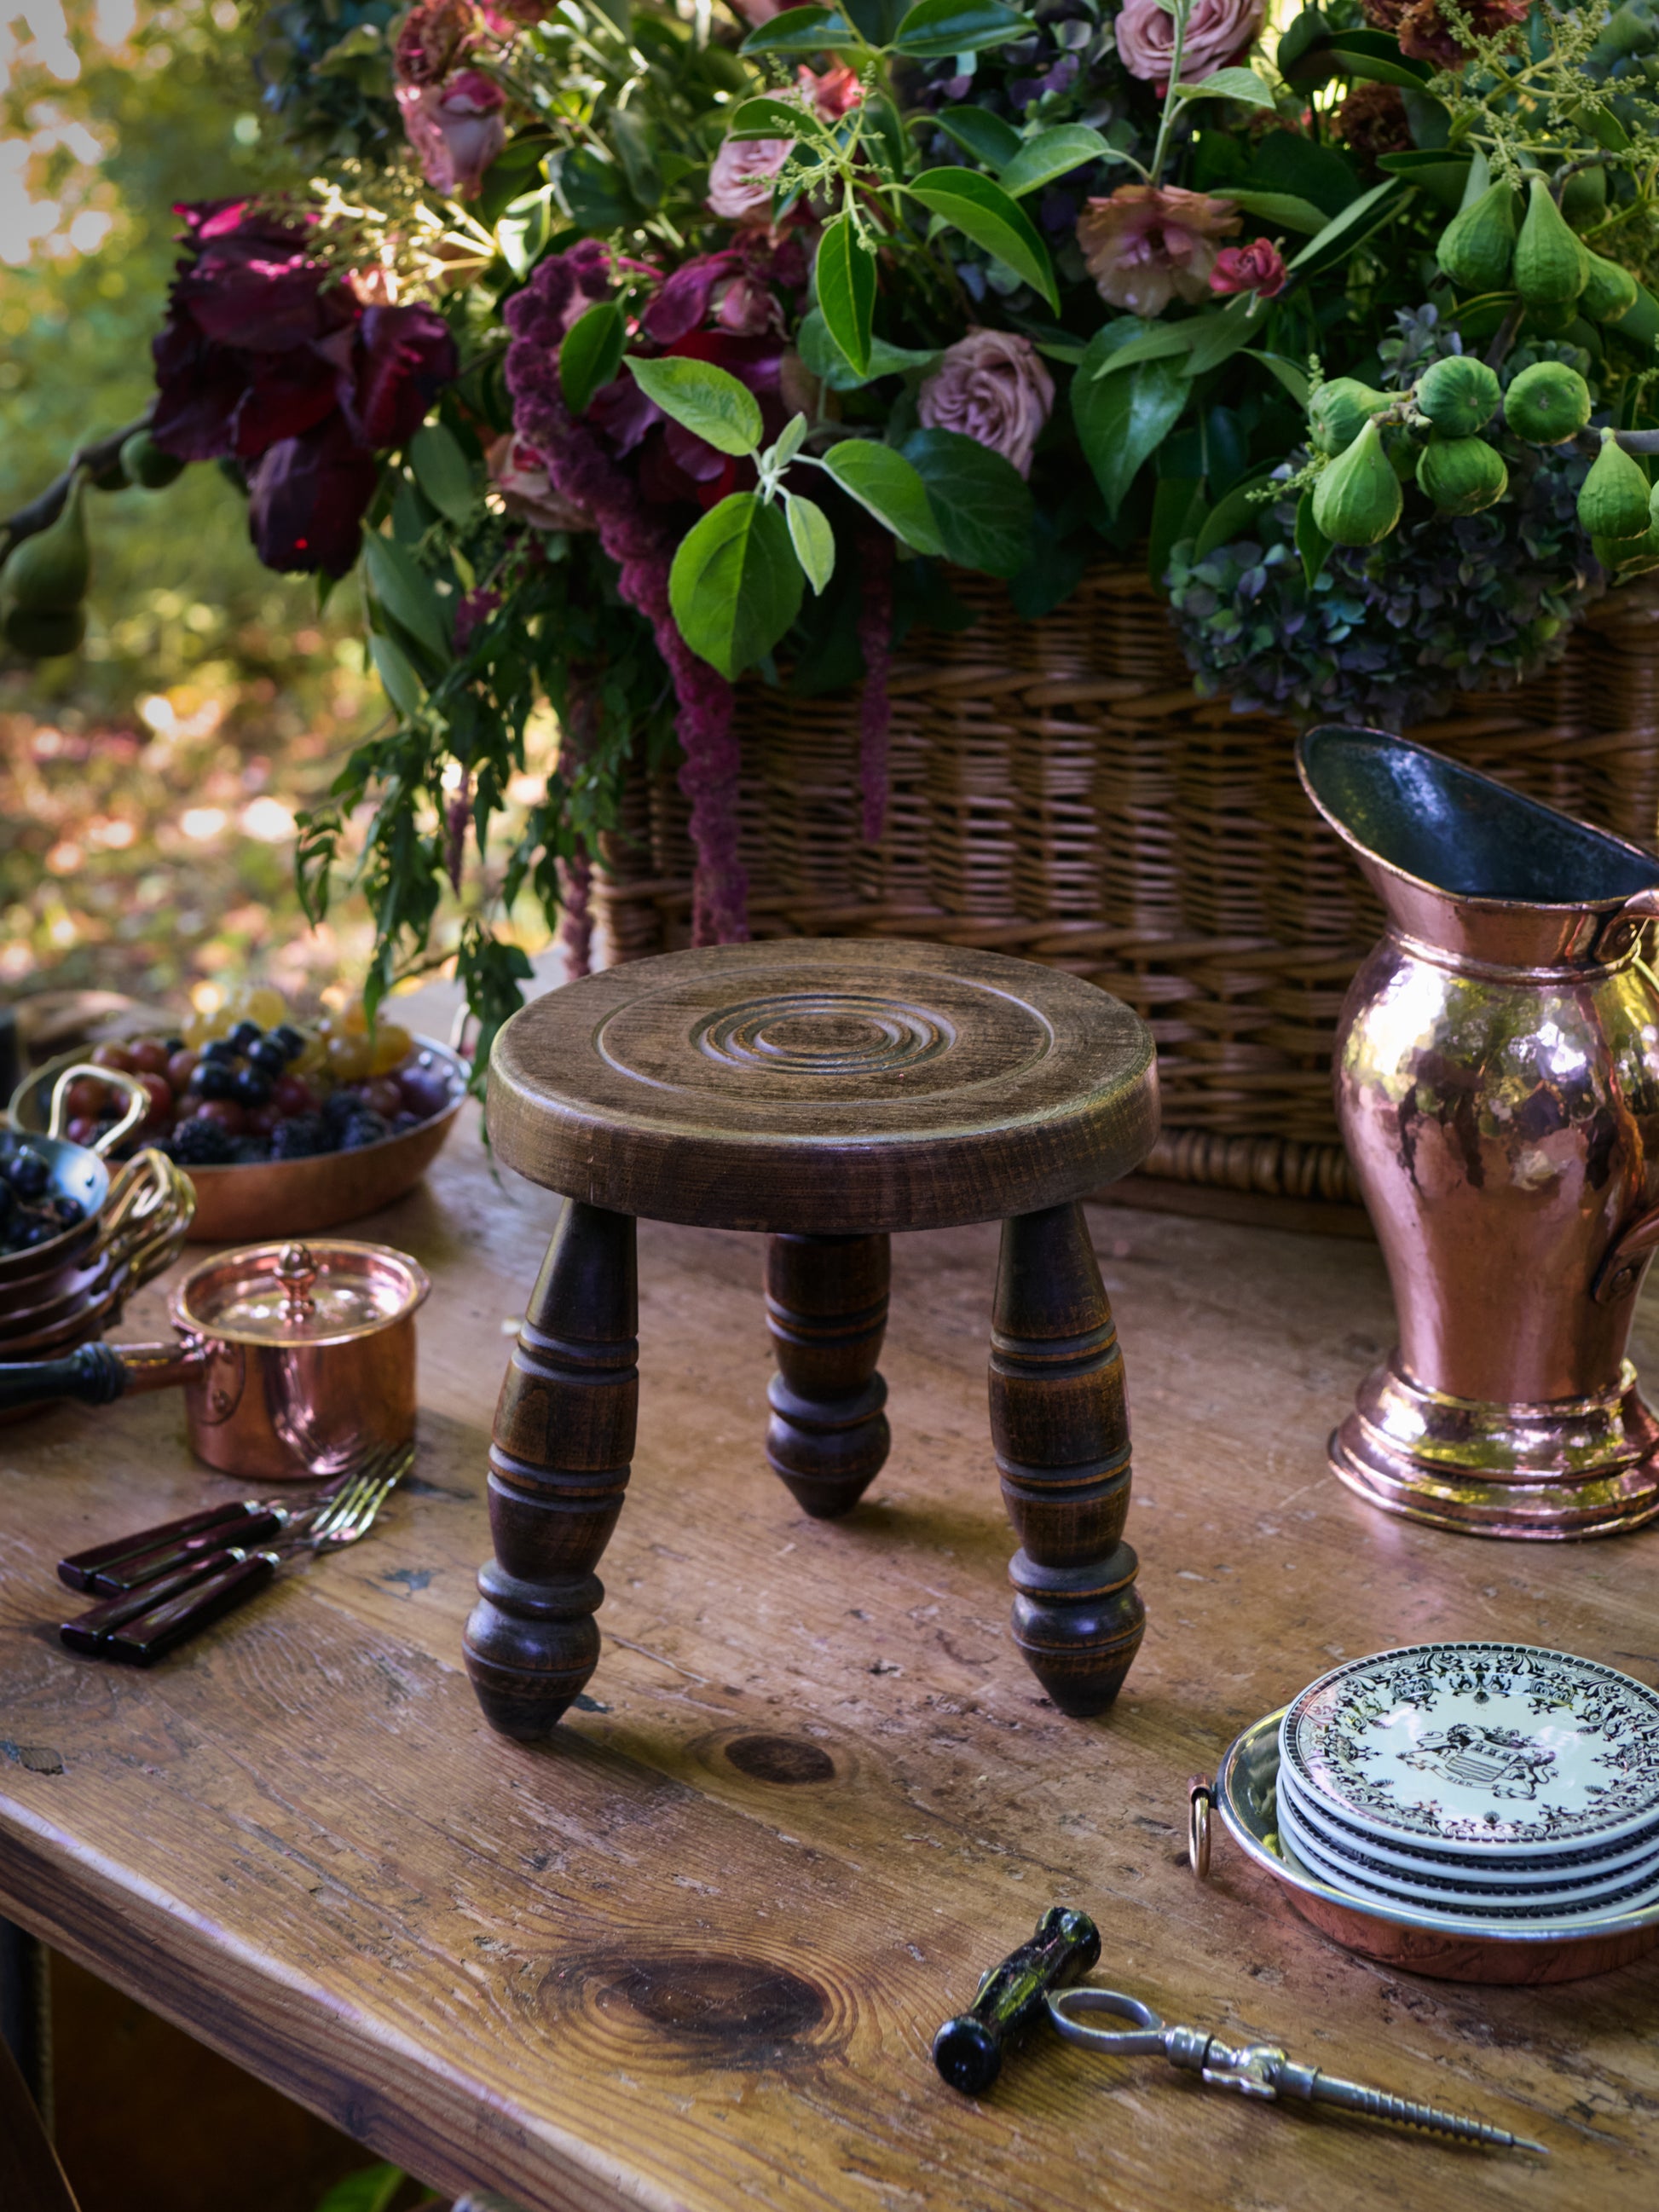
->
[[464, 940, 1159, 1736]]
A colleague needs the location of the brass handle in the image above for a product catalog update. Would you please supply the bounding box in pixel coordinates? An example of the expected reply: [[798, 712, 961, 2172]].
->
[[1593, 885, 1659, 965], [45, 1062, 150, 1155]]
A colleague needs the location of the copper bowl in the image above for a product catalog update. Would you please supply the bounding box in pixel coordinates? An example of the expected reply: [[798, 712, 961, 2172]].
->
[[1203, 1711, 1659, 1984], [12, 1038, 470, 1243]]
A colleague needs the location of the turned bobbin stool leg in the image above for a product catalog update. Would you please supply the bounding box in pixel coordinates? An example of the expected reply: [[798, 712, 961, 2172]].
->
[[464, 1199, 637, 1739], [989, 1201, 1145, 1716], [765, 1232, 891, 1519]]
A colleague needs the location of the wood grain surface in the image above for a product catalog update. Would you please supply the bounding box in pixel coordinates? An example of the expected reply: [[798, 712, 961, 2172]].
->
[[3, 1108, 1659, 2210], [485, 940, 1159, 1232]]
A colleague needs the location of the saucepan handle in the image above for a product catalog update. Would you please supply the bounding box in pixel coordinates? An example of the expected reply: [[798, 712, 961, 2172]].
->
[[0, 1338, 196, 1416]]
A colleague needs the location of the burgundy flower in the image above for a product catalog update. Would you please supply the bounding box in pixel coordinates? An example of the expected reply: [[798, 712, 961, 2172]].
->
[[247, 416, 379, 577], [487, 430, 595, 529], [1209, 238, 1288, 299], [393, 0, 480, 87], [150, 201, 459, 575], [396, 71, 507, 199]]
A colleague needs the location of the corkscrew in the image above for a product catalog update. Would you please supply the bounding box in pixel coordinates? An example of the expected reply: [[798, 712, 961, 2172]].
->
[[933, 1909, 1547, 2156]]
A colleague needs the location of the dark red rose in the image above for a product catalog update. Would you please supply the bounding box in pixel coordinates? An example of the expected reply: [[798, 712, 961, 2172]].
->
[[340, 305, 459, 448], [246, 416, 379, 577], [1209, 238, 1288, 299]]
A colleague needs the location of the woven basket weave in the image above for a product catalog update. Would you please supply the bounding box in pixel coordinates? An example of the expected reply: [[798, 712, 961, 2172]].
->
[[592, 562, 1659, 1205]]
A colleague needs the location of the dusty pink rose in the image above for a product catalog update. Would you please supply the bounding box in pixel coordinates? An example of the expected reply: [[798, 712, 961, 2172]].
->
[[1114, 0, 1264, 87], [916, 328, 1055, 480], [487, 430, 594, 530], [397, 71, 507, 199], [1076, 185, 1241, 317], [393, 0, 479, 87], [800, 62, 863, 118], [728, 0, 791, 20], [707, 137, 793, 222], [1209, 238, 1287, 298]]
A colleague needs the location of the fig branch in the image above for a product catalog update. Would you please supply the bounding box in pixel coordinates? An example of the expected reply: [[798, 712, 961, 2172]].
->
[[0, 411, 152, 557]]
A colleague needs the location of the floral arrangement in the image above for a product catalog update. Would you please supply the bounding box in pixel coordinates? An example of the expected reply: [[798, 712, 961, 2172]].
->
[[7, 0, 1659, 1046]]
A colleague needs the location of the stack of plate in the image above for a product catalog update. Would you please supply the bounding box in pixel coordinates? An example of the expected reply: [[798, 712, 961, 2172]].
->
[[1275, 1642, 1659, 1927]]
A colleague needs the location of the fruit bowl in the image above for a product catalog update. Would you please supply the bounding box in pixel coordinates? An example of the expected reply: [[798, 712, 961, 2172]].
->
[[12, 1038, 470, 1243]]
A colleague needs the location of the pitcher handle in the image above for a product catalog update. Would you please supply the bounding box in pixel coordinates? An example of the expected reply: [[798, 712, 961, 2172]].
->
[[1594, 887, 1659, 964], [1591, 891, 1659, 1302]]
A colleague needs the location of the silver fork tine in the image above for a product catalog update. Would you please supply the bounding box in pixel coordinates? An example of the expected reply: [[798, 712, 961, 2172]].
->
[[313, 1441, 412, 1552]]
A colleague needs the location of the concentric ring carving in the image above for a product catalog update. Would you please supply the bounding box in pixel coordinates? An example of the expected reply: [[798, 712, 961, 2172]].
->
[[693, 992, 955, 1077]]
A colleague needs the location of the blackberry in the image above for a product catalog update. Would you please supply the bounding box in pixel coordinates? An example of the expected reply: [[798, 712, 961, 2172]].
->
[[269, 1113, 331, 1160], [339, 1111, 390, 1151], [322, 1087, 362, 1129], [230, 1135, 273, 1164], [169, 1116, 236, 1166]]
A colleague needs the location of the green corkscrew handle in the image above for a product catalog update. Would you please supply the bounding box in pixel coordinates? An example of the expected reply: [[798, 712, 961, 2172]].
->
[[932, 1906, 1101, 2096]]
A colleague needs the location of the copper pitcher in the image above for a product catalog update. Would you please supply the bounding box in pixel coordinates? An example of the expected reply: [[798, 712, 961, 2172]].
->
[[1298, 725, 1659, 1539]]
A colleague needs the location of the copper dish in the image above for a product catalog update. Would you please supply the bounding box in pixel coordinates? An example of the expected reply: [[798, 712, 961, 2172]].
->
[[1199, 1711, 1659, 1984], [0, 1238, 431, 1480], [11, 1038, 469, 1243]]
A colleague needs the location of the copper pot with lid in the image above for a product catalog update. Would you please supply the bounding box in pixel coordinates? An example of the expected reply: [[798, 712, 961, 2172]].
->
[[0, 1238, 430, 1480]]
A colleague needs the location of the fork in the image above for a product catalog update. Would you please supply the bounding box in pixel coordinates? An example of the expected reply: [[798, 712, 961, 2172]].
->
[[60, 1442, 413, 1666], [59, 1465, 368, 1595]]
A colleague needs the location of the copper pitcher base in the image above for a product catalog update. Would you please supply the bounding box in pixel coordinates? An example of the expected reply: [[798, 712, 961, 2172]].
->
[[1332, 1359, 1659, 1539]]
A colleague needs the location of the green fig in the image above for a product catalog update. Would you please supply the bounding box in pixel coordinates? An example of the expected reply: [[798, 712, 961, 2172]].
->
[[2, 602, 85, 658], [1578, 427, 1650, 539], [1311, 419, 1403, 547], [1514, 176, 1589, 307], [1562, 163, 1609, 230], [1581, 251, 1639, 323], [1417, 435, 1509, 515], [1308, 378, 1396, 457], [1523, 297, 1580, 338], [1504, 359, 1593, 443], [119, 430, 187, 489], [2, 474, 90, 612], [1436, 182, 1518, 293], [1414, 355, 1502, 437], [1593, 528, 1659, 575]]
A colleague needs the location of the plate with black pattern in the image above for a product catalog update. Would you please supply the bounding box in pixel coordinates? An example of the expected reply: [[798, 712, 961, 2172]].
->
[[1280, 1643, 1659, 1860]]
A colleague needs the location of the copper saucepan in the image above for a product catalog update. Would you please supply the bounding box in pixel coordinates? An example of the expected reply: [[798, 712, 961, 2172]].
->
[[0, 1239, 431, 1480]]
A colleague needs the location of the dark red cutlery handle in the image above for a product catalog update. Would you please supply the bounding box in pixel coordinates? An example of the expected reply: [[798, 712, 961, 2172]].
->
[[106, 1554, 279, 1665], [59, 1501, 263, 1591], [59, 1550, 242, 1655], [79, 1510, 283, 1597]]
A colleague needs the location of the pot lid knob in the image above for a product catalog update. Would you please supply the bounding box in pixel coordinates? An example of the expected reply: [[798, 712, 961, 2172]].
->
[[275, 1241, 319, 1324]]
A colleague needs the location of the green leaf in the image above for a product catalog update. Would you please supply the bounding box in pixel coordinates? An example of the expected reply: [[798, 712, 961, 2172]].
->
[[1179, 66, 1277, 108], [369, 633, 425, 720], [313, 2166, 406, 2212], [1277, 7, 1334, 79], [785, 491, 836, 593], [1244, 130, 1361, 217], [1090, 321, 1194, 378], [1582, 102, 1633, 153], [816, 213, 876, 378], [799, 307, 940, 390], [1149, 475, 1206, 591], [559, 300, 627, 418], [1072, 346, 1189, 522], [740, 5, 864, 55], [548, 147, 633, 232], [669, 494, 805, 679], [609, 107, 662, 207], [408, 424, 476, 528], [1243, 349, 1312, 405], [931, 105, 1021, 168], [1322, 29, 1431, 86], [1000, 124, 1119, 199], [496, 184, 553, 279], [1296, 488, 1332, 584], [627, 356, 763, 457], [1286, 173, 1404, 275], [1183, 298, 1258, 378], [725, 95, 813, 140], [892, 0, 1030, 59], [899, 427, 1033, 577], [908, 169, 1059, 311], [1217, 188, 1328, 234], [1190, 470, 1275, 559], [363, 532, 451, 665], [818, 440, 944, 554]]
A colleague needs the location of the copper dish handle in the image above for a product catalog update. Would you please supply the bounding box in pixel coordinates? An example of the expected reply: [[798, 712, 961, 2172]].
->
[[44, 1064, 150, 1156], [1590, 889, 1659, 1303], [95, 1149, 196, 1291]]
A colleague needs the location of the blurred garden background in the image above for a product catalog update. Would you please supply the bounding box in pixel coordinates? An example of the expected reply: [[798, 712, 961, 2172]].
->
[[0, 0, 552, 1022]]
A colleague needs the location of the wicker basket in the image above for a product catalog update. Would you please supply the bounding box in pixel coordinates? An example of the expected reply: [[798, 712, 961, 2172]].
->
[[592, 562, 1659, 1206]]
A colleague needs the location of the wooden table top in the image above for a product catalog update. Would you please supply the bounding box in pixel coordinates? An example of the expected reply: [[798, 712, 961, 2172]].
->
[[3, 1109, 1657, 2212]]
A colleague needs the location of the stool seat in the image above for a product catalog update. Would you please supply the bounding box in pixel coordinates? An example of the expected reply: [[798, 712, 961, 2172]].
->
[[465, 940, 1159, 1741], [488, 939, 1158, 1233]]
